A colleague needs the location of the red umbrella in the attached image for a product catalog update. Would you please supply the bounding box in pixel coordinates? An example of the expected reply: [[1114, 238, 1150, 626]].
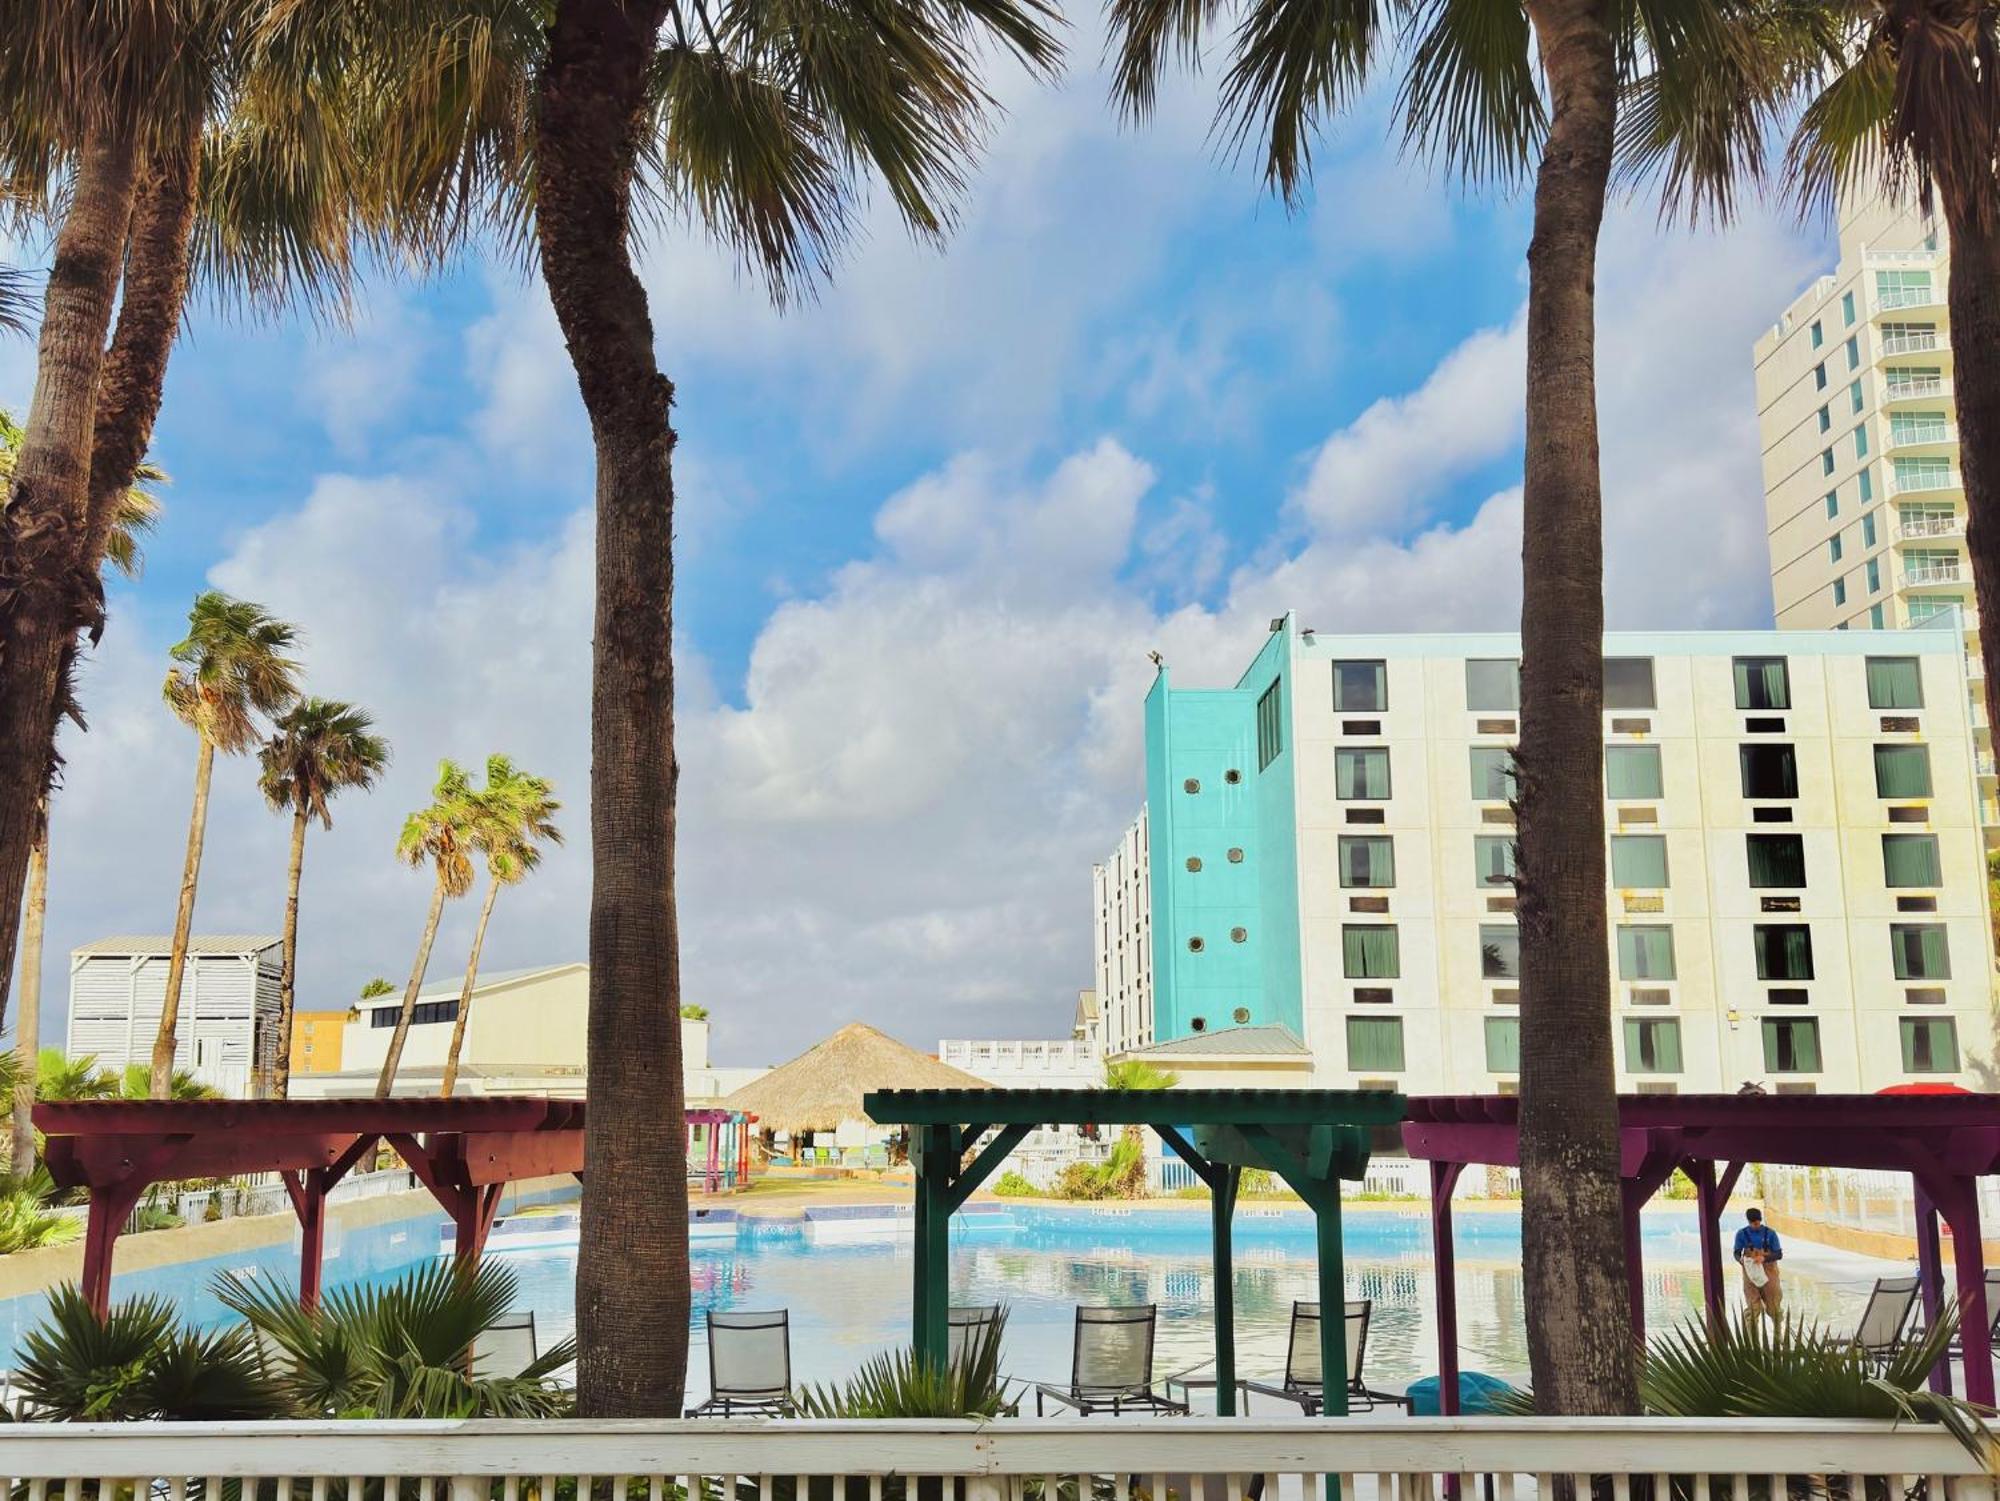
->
[[1876, 1082, 1973, 1094]]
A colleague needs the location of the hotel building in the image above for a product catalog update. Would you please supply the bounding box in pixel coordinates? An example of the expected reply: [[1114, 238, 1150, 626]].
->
[[1093, 618, 1996, 1094]]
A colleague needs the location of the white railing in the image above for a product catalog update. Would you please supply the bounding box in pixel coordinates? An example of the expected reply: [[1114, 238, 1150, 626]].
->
[[1890, 468, 1958, 496], [1887, 376, 1948, 399], [1878, 288, 1942, 311], [1903, 564, 1966, 586], [1763, 1163, 2000, 1238], [1882, 330, 1946, 356], [1898, 513, 1963, 539], [1890, 422, 1955, 446], [939, 1040, 1104, 1081], [2, 1419, 1991, 1499]]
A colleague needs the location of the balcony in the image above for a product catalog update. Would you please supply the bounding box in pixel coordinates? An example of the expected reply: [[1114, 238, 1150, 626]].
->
[[1887, 467, 1959, 497], [1886, 419, 1957, 453], [1901, 561, 1967, 588], [1880, 330, 1950, 358], [1884, 374, 1949, 403], [1874, 286, 1947, 314], [1895, 513, 1964, 541]]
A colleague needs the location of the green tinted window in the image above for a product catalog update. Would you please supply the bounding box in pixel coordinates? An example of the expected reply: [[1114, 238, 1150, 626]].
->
[[1605, 745, 1663, 799]]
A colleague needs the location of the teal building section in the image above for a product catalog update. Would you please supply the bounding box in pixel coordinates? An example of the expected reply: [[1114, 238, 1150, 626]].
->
[[1142, 623, 1303, 1042]]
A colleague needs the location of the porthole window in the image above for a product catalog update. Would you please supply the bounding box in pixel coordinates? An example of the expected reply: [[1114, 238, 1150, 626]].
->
[[1188, 936, 1205, 953], [1184, 778, 1200, 794], [1186, 857, 1202, 872], [1190, 1016, 1208, 1032], [1230, 927, 1248, 943], [1224, 768, 1242, 785], [1227, 848, 1245, 863], [1232, 1006, 1251, 1025]]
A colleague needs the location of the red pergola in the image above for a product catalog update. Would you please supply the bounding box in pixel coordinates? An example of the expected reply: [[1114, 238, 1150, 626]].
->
[[1403, 1093, 2000, 1411], [37, 1095, 591, 1316]]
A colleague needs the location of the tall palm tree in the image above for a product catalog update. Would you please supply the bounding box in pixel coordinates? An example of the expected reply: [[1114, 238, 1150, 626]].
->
[[0, 407, 162, 1169], [376, 761, 477, 1098], [1103, 0, 1723, 1416], [269, 0, 1063, 1415], [156, 591, 301, 1098], [259, 699, 390, 1099], [0, 1, 367, 1054], [440, 756, 561, 1099]]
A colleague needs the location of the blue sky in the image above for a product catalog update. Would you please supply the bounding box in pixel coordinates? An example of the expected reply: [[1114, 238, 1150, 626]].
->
[[5, 43, 1833, 1065]]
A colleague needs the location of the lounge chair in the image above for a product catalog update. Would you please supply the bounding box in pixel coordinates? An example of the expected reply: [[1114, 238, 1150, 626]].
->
[[1240, 1299, 1409, 1415], [687, 1309, 795, 1416], [472, 1310, 539, 1379], [1033, 1305, 1190, 1416], [1852, 1276, 1920, 1366], [1931, 1268, 2000, 1357], [948, 1303, 1004, 1370]]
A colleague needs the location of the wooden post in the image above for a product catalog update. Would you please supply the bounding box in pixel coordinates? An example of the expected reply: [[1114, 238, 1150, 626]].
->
[[1430, 1160, 1463, 1416], [80, 1182, 145, 1317], [1314, 1185, 1348, 1419], [912, 1123, 952, 1367], [1211, 1164, 1239, 1416], [1927, 1174, 1993, 1406], [1915, 1182, 1951, 1396]]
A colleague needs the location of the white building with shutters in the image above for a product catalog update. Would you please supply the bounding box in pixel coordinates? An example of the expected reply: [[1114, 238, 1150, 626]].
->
[[66, 935, 283, 1096]]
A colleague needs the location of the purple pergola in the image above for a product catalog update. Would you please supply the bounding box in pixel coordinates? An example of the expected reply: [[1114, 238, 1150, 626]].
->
[[1402, 1093, 2000, 1411]]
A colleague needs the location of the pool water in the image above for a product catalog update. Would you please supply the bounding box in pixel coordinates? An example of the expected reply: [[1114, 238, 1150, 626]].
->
[[0, 1201, 1895, 1401]]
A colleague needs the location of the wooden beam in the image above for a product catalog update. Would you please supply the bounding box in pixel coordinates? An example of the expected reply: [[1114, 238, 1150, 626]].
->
[[946, 1123, 1032, 1211]]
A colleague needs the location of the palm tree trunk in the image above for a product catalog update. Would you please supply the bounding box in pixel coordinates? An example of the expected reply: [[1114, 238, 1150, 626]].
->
[[440, 875, 501, 1099], [535, 0, 688, 1419], [1514, 0, 1637, 1417], [1941, 200, 2000, 752], [272, 804, 309, 1100], [0, 121, 140, 1043], [11, 813, 47, 1176], [153, 737, 215, 1097], [377, 872, 449, 1098], [84, 129, 201, 568]]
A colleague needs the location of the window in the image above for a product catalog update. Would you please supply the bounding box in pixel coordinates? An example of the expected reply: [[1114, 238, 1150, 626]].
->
[[1347, 1016, 1405, 1072], [1890, 924, 1950, 980], [1854, 424, 1870, 459], [1734, 656, 1790, 710], [1870, 604, 1885, 629], [1862, 512, 1877, 547], [1882, 320, 1937, 353], [1739, 743, 1799, 799], [1475, 835, 1518, 886], [1610, 835, 1669, 889], [1883, 833, 1943, 887], [1877, 269, 1933, 309], [1342, 924, 1401, 979], [1753, 924, 1814, 981], [1470, 746, 1518, 801], [1605, 744, 1664, 800], [1846, 334, 1860, 370], [1333, 660, 1387, 712], [1817, 405, 1831, 433], [1624, 1018, 1684, 1074], [1603, 658, 1657, 709], [1617, 925, 1676, 981], [1825, 491, 1839, 519], [1865, 558, 1880, 593], [1874, 744, 1933, 798], [1762, 1018, 1822, 1073], [1465, 658, 1521, 711], [1810, 319, 1823, 348], [1747, 834, 1807, 888], [1484, 1017, 1521, 1074], [1894, 456, 1952, 491], [1828, 534, 1844, 563], [1335, 747, 1391, 799], [1907, 594, 1965, 624], [371, 999, 457, 1028], [1901, 1018, 1959, 1073], [1833, 579, 1847, 607], [1866, 657, 1924, 708], [1815, 362, 1828, 390], [1891, 411, 1951, 445], [1850, 379, 1864, 415], [1481, 924, 1521, 979], [1339, 835, 1396, 888], [1256, 679, 1283, 771], [1822, 449, 1837, 476], [1843, 289, 1856, 325], [1859, 466, 1874, 502], [1887, 365, 1942, 395]]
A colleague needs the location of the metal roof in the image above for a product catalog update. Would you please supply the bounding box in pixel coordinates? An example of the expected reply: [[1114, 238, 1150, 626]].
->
[[863, 1086, 1405, 1126], [1135, 1024, 1311, 1057], [356, 962, 584, 1007], [72, 935, 280, 957]]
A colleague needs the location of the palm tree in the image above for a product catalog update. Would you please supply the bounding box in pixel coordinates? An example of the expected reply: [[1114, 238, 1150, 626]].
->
[[0, 407, 162, 1169], [1103, 1060, 1177, 1091], [376, 762, 477, 1098], [118, 1062, 219, 1101], [1102, 0, 1728, 1418], [36, 1048, 118, 1103], [155, 592, 301, 1098], [440, 756, 562, 1099], [274, 0, 1063, 1416], [259, 699, 391, 1098]]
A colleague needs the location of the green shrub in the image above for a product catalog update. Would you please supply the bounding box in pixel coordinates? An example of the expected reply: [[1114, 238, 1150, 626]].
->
[[991, 1170, 1039, 1197]]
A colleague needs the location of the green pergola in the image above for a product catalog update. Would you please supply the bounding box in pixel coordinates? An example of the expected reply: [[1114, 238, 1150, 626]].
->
[[862, 1087, 1406, 1415]]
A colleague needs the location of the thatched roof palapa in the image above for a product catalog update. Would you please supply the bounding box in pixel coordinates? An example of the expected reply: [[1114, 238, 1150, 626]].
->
[[720, 1021, 988, 1136]]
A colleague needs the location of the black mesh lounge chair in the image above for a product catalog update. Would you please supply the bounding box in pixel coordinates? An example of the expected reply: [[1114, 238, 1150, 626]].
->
[[687, 1309, 795, 1416], [472, 1310, 539, 1380], [1852, 1276, 1920, 1366], [1946, 1269, 2000, 1358], [1033, 1305, 1190, 1416], [1241, 1300, 1409, 1416], [948, 1304, 1004, 1370]]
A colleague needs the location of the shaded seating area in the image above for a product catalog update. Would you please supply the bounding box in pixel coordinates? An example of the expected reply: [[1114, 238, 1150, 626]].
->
[[1402, 1092, 2000, 1410], [1240, 1299, 1409, 1416], [686, 1109, 755, 1194], [864, 1085, 1405, 1416], [687, 1309, 795, 1417], [1033, 1305, 1189, 1417]]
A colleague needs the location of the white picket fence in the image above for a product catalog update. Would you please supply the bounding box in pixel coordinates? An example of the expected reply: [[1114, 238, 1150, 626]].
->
[[0, 1418, 1988, 1500], [1760, 1164, 2000, 1240]]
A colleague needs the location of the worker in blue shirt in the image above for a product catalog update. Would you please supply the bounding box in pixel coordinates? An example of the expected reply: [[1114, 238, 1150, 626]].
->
[[1733, 1207, 1783, 1319]]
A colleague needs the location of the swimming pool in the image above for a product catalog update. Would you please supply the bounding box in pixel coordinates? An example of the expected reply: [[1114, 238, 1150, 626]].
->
[[0, 1200, 1893, 1400]]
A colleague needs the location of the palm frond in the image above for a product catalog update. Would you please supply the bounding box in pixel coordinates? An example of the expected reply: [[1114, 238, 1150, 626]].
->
[[1104, 0, 1225, 121], [1394, 0, 1541, 187], [1214, 0, 1385, 203]]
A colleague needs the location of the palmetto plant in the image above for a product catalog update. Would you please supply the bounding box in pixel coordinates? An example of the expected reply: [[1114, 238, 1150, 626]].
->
[[36, 1048, 118, 1103], [155, 591, 301, 1098], [440, 756, 562, 1099], [794, 1308, 1011, 1418], [0, 1167, 80, 1255], [13, 1284, 289, 1420], [1103, 1060, 1177, 1091], [261, 0, 1064, 1416], [377, 761, 479, 1098], [1103, 0, 1723, 1417], [118, 1063, 220, 1101], [218, 1259, 574, 1418], [260, 699, 391, 1098]]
